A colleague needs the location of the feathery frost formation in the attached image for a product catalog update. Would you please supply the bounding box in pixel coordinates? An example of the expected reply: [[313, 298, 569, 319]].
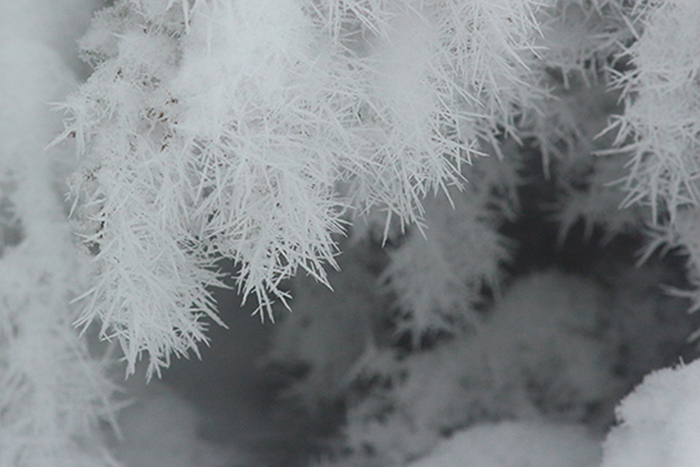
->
[[607, 0, 700, 222], [0, 1, 116, 464], [604, 0, 700, 312], [60, 0, 550, 375], [5, 0, 700, 464]]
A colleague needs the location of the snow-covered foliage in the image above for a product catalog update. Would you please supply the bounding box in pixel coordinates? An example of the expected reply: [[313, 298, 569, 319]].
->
[[0, 1, 116, 465], [606, 0, 700, 223], [601, 0, 700, 314], [380, 177, 513, 339], [303, 268, 692, 466], [528, 0, 631, 167], [5, 0, 700, 465], [56, 0, 556, 376], [59, 2, 228, 380]]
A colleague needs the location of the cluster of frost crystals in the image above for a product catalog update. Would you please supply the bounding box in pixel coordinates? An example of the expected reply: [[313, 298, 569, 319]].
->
[[642, 207, 700, 314], [332, 0, 550, 338], [317, 263, 694, 467], [0, 1, 117, 465], [520, 0, 645, 240], [172, 0, 348, 316], [315, 272, 620, 467], [606, 0, 700, 222], [602, 0, 700, 319], [554, 140, 651, 244], [380, 155, 516, 341], [60, 0, 553, 376], [536, 0, 630, 90], [61, 2, 227, 379]]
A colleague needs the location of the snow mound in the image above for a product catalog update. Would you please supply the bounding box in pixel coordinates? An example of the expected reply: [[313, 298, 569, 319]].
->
[[601, 359, 700, 467], [409, 420, 602, 467]]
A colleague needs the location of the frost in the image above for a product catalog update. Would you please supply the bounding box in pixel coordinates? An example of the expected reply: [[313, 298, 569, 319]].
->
[[304, 265, 693, 466], [605, 0, 700, 222], [59, 0, 554, 375], [312, 272, 617, 465], [0, 1, 116, 463], [6, 0, 700, 465], [380, 185, 512, 339]]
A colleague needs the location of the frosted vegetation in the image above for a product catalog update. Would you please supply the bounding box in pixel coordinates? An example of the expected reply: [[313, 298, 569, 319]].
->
[[2, 0, 700, 466]]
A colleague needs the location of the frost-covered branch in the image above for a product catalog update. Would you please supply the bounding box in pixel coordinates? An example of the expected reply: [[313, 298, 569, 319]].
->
[[0, 1, 116, 462], [60, 0, 553, 375]]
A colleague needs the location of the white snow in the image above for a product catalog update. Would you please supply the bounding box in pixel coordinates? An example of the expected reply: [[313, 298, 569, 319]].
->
[[601, 359, 700, 467]]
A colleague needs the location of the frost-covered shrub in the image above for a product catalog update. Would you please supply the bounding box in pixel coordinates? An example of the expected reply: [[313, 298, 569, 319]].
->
[[0, 1, 117, 465], [606, 0, 700, 222], [57, 0, 553, 377], [309, 271, 652, 465], [379, 160, 516, 339], [5, 0, 700, 465], [604, 0, 700, 309], [302, 262, 695, 466]]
